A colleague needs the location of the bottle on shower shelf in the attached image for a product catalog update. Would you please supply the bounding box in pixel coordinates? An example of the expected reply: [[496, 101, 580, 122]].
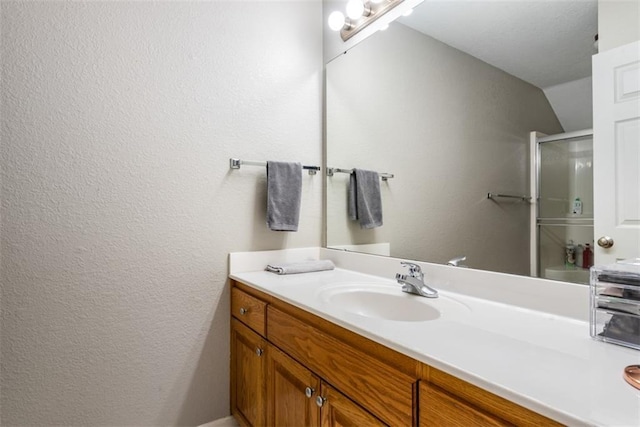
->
[[583, 243, 593, 269], [576, 244, 584, 268], [572, 197, 583, 215], [565, 240, 576, 267]]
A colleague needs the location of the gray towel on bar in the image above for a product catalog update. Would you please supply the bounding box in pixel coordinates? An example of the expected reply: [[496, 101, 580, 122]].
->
[[267, 161, 302, 231], [266, 260, 335, 275], [348, 172, 358, 221], [349, 168, 383, 229]]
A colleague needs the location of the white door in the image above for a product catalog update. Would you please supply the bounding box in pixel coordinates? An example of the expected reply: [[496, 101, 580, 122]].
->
[[593, 40, 640, 265]]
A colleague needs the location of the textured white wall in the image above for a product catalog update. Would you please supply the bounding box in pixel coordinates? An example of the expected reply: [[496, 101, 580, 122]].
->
[[543, 77, 593, 132], [598, 0, 640, 52], [326, 23, 562, 276], [1, 1, 322, 425]]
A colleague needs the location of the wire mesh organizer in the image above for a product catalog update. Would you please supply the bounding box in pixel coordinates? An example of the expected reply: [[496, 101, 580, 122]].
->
[[590, 259, 640, 351]]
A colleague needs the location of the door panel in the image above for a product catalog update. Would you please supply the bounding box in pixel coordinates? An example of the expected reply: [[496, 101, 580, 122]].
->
[[593, 40, 640, 264], [267, 345, 320, 427], [231, 319, 267, 427], [319, 382, 386, 427]]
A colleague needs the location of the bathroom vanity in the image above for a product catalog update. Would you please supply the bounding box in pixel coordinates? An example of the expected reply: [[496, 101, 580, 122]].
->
[[228, 249, 640, 426], [231, 278, 557, 426]]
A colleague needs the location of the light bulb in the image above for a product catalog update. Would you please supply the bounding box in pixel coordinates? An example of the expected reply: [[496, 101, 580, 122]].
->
[[328, 11, 346, 31], [346, 0, 365, 20], [403, 8, 413, 17]]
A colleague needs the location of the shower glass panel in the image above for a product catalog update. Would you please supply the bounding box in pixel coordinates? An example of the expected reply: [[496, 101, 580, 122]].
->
[[536, 132, 593, 284]]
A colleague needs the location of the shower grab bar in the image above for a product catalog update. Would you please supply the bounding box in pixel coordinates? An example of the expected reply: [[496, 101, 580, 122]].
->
[[229, 158, 320, 175], [326, 167, 394, 181], [487, 192, 531, 202]]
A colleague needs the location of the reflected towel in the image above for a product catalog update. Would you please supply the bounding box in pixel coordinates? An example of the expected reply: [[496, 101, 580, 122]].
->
[[348, 172, 357, 221], [266, 260, 335, 275], [348, 169, 383, 229], [267, 161, 302, 231]]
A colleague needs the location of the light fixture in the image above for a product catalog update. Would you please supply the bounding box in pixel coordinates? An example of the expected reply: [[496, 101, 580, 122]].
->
[[328, 11, 347, 31], [346, 0, 365, 20], [402, 8, 413, 16], [327, 0, 422, 41]]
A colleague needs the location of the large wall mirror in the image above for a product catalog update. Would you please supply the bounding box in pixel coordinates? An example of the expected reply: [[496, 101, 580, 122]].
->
[[325, 0, 600, 282]]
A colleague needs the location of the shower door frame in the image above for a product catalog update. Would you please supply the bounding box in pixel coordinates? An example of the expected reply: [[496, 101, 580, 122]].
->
[[530, 128, 594, 278]]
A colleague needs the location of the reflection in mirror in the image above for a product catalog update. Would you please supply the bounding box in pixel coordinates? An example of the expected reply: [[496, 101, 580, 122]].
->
[[325, 1, 597, 281]]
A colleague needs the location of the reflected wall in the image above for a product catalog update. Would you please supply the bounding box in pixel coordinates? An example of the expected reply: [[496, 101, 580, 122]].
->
[[326, 23, 563, 275]]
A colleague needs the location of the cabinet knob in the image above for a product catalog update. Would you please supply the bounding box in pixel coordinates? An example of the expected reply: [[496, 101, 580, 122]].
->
[[305, 387, 315, 398], [315, 396, 326, 408], [239, 307, 248, 315], [597, 236, 614, 249], [256, 348, 264, 356]]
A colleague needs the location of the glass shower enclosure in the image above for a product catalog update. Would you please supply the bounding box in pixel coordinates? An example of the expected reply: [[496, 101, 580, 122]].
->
[[531, 129, 594, 285]]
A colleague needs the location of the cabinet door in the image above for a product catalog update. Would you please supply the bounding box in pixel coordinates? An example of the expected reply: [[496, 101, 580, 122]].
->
[[420, 382, 507, 427], [231, 318, 267, 427], [318, 382, 386, 427], [267, 345, 320, 427]]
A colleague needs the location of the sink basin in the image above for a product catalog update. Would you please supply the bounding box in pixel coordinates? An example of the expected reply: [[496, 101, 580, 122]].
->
[[317, 283, 469, 322]]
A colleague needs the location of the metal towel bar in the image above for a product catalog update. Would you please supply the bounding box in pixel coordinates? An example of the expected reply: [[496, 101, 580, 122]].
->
[[326, 167, 394, 181], [229, 158, 320, 175], [487, 192, 531, 202]]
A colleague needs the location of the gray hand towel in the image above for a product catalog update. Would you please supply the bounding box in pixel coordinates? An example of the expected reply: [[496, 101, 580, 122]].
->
[[351, 169, 383, 229], [348, 172, 357, 221], [267, 161, 302, 231], [266, 260, 335, 275]]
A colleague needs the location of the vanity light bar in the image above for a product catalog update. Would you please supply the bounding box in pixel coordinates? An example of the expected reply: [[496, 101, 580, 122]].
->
[[340, 0, 406, 42], [229, 158, 320, 175], [326, 167, 394, 181]]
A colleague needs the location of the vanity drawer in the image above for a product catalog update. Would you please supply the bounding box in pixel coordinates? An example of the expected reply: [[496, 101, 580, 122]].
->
[[426, 367, 561, 427], [267, 306, 415, 426], [420, 382, 507, 426], [231, 287, 267, 337]]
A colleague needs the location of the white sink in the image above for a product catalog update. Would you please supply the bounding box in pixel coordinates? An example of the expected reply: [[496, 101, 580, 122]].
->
[[316, 283, 470, 322]]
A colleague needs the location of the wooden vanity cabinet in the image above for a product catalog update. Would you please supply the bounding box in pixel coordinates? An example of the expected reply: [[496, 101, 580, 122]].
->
[[230, 318, 267, 427], [318, 381, 387, 427], [266, 344, 385, 427], [266, 344, 320, 426], [230, 280, 561, 427]]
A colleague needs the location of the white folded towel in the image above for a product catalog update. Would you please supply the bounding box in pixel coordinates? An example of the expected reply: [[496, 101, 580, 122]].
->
[[266, 260, 335, 275]]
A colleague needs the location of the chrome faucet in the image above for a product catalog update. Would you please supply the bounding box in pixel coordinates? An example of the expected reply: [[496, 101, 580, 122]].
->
[[447, 256, 467, 267], [395, 262, 438, 298]]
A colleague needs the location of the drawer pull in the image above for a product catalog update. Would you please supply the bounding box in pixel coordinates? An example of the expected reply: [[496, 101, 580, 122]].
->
[[315, 396, 326, 408], [256, 347, 264, 357], [305, 387, 315, 398], [239, 307, 248, 315]]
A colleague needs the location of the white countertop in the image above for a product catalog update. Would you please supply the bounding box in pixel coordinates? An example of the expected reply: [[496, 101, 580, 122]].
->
[[230, 267, 640, 427]]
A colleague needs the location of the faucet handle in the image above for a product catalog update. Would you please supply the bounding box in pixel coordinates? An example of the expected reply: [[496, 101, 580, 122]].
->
[[401, 262, 422, 277], [447, 256, 467, 267]]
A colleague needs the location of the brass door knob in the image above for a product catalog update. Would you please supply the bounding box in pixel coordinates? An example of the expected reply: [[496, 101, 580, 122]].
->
[[597, 236, 614, 248]]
